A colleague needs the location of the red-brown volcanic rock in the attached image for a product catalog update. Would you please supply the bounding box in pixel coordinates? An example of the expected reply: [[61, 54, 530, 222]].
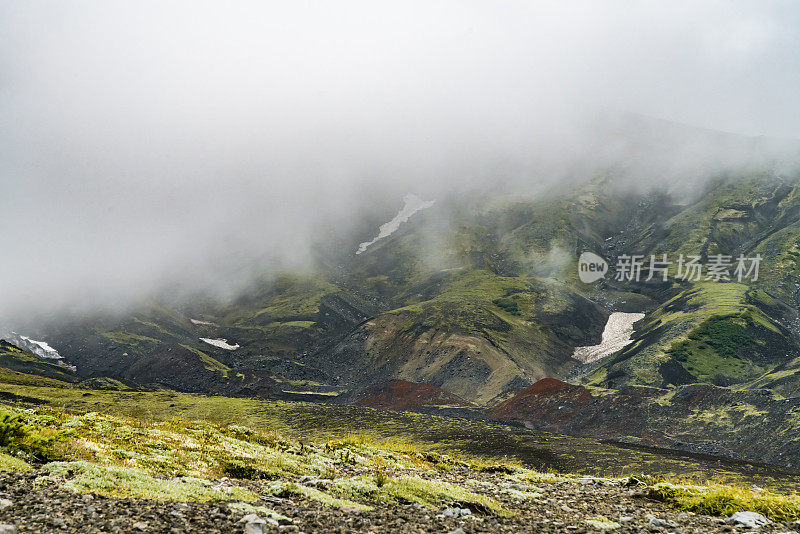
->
[[489, 378, 593, 421], [356, 379, 471, 410]]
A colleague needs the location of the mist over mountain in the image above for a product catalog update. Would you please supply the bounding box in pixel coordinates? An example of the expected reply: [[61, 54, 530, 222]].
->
[[9, 5, 800, 531], [3, 1, 800, 323]]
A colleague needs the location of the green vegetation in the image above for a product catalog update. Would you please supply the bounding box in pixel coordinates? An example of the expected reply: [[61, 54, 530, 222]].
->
[[249, 274, 336, 321], [265, 481, 373, 511], [393, 269, 531, 332], [0, 400, 513, 513], [0, 407, 60, 459], [333, 474, 511, 515], [0, 378, 799, 520], [493, 297, 520, 315], [180, 344, 230, 374], [42, 461, 257, 502], [2, 379, 800, 490], [0, 410, 27, 448], [665, 314, 756, 380], [97, 331, 162, 349], [683, 315, 750, 359], [651, 482, 800, 521], [0, 451, 31, 471], [0, 342, 79, 384], [585, 282, 791, 387]]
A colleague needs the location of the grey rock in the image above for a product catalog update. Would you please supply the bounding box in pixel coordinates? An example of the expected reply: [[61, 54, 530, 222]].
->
[[727, 511, 771, 528], [0, 499, 11, 510], [649, 517, 668, 527], [244, 518, 268, 534], [619, 516, 633, 522], [238, 514, 260, 524], [447, 529, 465, 534], [0, 526, 17, 534], [437, 507, 471, 518]]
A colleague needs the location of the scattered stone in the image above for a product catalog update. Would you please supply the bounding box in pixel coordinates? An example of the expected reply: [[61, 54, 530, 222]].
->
[[437, 507, 472, 518], [447, 529, 465, 534], [0, 526, 16, 534], [132, 521, 148, 531], [262, 495, 292, 505], [649, 517, 668, 528], [619, 516, 633, 522], [727, 512, 771, 528], [0, 500, 11, 510]]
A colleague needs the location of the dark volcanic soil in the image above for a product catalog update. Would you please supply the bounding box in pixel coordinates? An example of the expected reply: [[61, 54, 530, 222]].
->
[[2, 469, 799, 533]]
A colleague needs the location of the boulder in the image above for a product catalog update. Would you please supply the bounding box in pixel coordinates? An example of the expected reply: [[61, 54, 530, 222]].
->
[[727, 512, 771, 528]]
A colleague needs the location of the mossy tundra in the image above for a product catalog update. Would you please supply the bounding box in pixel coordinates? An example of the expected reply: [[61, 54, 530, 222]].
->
[[2, 380, 800, 522]]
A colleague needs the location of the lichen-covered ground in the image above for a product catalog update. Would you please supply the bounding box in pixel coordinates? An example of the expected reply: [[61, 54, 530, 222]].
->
[[2, 397, 800, 533], [3, 467, 800, 533]]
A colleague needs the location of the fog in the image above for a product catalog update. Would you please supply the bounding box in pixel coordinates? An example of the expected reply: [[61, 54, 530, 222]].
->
[[2, 1, 800, 320]]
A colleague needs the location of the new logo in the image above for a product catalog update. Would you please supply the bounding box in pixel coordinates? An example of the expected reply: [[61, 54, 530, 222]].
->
[[578, 252, 608, 283]]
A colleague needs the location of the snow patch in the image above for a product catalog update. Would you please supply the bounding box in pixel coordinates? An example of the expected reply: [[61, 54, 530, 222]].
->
[[572, 312, 645, 364], [357, 194, 435, 254], [2, 331, 76, 371], [4, 332, 62, 360], [191, 319, 218, 327], [199, 338, 240, 350], [19, 335, 59, 358]]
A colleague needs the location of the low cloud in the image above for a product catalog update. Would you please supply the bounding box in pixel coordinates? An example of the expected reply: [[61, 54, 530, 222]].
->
[[1, 1, 799, 321]]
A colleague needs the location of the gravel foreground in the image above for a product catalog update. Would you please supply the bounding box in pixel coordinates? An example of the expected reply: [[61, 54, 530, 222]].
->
[[1, 469, 799, 533]]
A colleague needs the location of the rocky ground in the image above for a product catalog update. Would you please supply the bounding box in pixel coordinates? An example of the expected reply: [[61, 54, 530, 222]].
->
[[1, 469, 799, 533]]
